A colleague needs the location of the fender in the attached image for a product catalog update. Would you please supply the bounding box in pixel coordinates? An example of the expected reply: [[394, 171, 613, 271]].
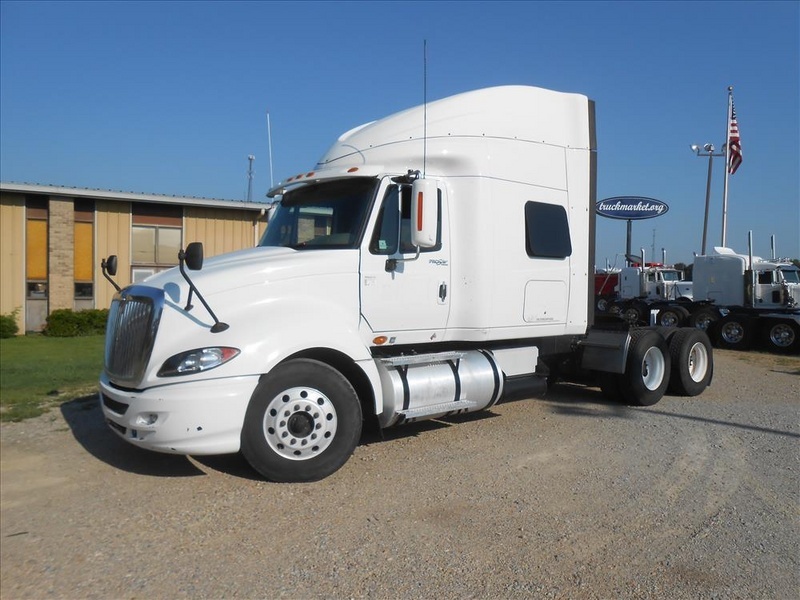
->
[[233, 293, 384, 416]]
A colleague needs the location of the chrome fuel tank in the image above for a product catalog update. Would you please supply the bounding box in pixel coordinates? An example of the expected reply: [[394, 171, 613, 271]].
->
[[375, 350, 503, 428]]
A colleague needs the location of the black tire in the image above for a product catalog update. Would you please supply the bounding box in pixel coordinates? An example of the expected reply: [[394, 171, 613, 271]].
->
[[715, 314, 752, 350], [596, 295, 612, 313], [760, 319, 800, 354], [657, 306, 689, 328], [688, 306, 719, 332], [668, 328, 713, 396], [618, 329, 671, 406], [241, 359, 362, 482], [622, 302, 647, 326]]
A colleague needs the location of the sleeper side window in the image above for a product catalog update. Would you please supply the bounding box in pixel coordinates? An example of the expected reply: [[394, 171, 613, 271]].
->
[[524, 201, 572, 259]]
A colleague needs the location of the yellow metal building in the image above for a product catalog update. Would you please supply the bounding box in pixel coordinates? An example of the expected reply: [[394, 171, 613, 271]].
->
[[1, 182, 268, 332]]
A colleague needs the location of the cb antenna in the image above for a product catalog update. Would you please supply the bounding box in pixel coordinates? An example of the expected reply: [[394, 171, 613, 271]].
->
[[423, 39, 427, 178]]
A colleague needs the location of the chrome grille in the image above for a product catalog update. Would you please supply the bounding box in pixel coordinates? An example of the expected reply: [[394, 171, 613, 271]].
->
[[104, 286, 164, 386]]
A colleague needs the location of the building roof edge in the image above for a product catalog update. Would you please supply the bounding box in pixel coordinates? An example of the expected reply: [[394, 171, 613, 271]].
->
[[0, 181, 270, 211]]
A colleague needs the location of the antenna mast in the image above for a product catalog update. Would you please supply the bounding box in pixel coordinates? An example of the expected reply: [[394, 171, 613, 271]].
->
[[423, 39, 427, 177]]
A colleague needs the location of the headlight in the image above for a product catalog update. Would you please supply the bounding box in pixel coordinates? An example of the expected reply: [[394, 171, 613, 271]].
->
[[158, 347, 240, 377]]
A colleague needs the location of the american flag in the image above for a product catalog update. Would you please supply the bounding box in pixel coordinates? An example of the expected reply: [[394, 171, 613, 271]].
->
[[728, 99, 742, 175]]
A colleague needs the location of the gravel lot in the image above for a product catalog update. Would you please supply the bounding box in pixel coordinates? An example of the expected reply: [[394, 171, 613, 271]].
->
[[2, 349, 798, 600]]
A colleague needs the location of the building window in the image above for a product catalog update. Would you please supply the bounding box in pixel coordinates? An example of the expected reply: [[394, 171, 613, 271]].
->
[[74, 282, 94, 298], [74, 199, 94, 300], [131, 203, 182, 280], [131, 226, 181, 264], [27, 282, 47, 299], [26, 197, 48, 299]]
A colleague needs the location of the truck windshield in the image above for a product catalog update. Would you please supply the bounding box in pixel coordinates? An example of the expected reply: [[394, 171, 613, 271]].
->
[[779, 267, 800, 284], [660, 271, 681, 281], [260, 178, 378, 250]]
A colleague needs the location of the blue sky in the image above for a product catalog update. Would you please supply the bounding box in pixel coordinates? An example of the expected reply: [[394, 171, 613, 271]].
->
[[1, 0, 798, 266]]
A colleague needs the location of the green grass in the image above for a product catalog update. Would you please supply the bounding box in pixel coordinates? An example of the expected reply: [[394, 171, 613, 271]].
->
[[0, 334, 105, 422]]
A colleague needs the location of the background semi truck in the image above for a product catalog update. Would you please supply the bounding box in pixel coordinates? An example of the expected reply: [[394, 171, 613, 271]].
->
[[99, 86, 714, 482], [598, 253, 695, 328], [597, 238, 800, 354], [692, 243, 800, 353]]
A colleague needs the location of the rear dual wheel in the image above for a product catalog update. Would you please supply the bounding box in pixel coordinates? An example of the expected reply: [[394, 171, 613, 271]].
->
[[667, 328, 713, 396], [602, 328, 712, 405], [761, 320, 800, 354], [605, 329, 671, 406], [715, 315, 752, 350], [688, 306, 719, 332], [657, 306, 690, 328]]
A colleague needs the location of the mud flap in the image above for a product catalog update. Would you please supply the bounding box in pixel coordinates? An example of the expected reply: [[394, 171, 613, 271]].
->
[[580, 329, 631, 374]]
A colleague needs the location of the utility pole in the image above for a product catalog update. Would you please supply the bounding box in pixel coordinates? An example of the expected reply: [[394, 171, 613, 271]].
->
[[651, 228, 656, 263], [247, 155, 255, 202]]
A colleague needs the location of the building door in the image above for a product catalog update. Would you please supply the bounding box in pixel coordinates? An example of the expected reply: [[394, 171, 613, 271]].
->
[[25, 199, 48, 332]]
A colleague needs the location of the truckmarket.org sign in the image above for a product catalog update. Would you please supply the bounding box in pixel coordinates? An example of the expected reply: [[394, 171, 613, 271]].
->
[[596, 197, 669, 220]]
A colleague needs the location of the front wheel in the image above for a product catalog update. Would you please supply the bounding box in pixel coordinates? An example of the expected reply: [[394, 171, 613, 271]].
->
[[241, 359, 362, 482], [622, 302, 647, 326], [596, 295, 611, 313]]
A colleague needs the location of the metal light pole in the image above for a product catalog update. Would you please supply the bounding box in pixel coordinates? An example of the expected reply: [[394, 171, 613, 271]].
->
[[691, 143, 724, 255]]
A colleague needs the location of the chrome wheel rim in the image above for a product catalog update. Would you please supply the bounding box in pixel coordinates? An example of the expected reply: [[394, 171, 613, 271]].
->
[[769, 323, 795, 348], [695, 315, 713, 330], [660, 311, 679, 327], [262, 386, 337, 461], [721, 322, 744, 344], [641, 347, 666, 391], [687, 341, 709, 382]]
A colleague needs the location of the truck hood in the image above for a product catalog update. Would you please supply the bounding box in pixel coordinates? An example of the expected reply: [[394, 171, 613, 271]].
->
[[141, 246, 359, 298]]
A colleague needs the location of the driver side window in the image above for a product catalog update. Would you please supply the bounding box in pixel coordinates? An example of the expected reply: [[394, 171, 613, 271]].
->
[[370, 185, 441, 255], [370, 186, 400, 255]]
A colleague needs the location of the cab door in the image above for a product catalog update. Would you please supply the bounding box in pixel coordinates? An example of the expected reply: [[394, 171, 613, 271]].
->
[[359, 182, 450, 339]]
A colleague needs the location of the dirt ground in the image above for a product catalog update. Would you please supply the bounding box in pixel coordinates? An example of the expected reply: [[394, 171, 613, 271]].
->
[[1, 349, 798, 600]]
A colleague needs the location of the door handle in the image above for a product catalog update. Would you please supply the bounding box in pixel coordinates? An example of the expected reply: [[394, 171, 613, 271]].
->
[[438, 282, 447, 301]]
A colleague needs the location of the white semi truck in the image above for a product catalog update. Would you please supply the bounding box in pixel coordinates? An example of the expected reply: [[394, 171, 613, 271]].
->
[[602, 240, 800, 354], [691, 244, 800, 353], [99, 86, 713, 482], [604, 254, 695, 327]]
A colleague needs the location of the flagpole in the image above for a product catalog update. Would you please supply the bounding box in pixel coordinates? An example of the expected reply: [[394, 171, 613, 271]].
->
[[721, 86, 733, 247]]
